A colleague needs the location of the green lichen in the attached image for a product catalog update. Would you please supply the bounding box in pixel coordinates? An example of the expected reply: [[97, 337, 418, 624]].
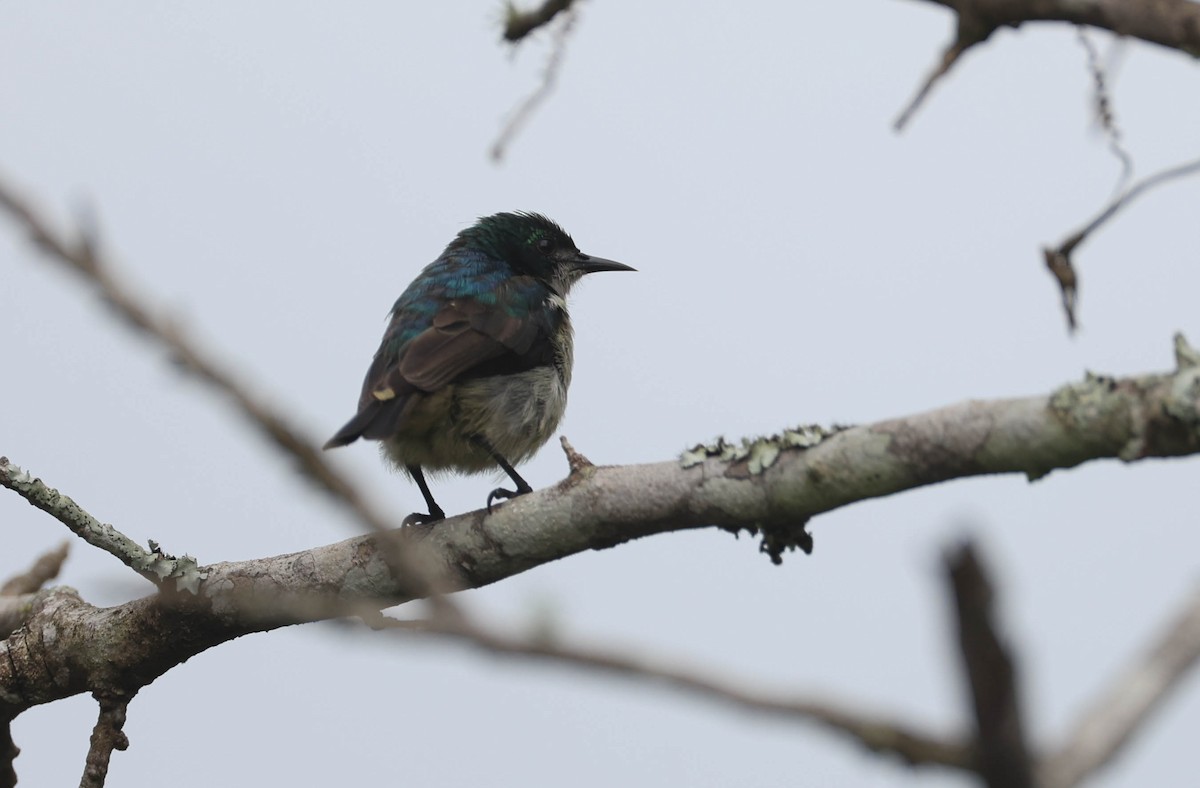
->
[[680, 424, 845, 473]]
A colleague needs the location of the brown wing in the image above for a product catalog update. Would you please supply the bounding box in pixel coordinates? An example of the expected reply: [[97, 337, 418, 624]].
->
[[324, 283, 547, 448], [397, 295, 542, 392]]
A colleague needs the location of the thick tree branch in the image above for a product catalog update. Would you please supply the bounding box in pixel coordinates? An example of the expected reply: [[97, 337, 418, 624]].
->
[[2, 339, 1198, 724], [910, 0, 1200, 56], [0, 594, 42, 640]]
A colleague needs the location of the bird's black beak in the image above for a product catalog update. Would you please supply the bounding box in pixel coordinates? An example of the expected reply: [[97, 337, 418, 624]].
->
[[572, 252, 636, 275]]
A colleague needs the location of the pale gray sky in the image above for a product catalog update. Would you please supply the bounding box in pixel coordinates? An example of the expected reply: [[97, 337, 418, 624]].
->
[[3, 3, 1199, 786]]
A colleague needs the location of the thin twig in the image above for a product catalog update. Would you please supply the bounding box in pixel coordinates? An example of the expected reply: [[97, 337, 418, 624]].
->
[[947, 541, 1034, 788], [502, 0, 577, 42], [1044, 155, 1200, 332], [357, 610, 973, 769], [1040, 584, 1200, 788], [895, 12, 994, 132], [1076, 27, 1132, 197], [79, 695, 130, 788], [491, 6, 577, 162], [0, 541, 69, 595]]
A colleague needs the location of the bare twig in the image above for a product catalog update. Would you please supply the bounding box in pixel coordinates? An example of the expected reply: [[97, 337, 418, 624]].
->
[[502, 0, 577, 42], [491, 6, 578, 162], [0, 176, 392, 536], [1040, 584, 1200, 788], [0, 175, 459, 607], [359, 610, 973, 769], [895, 11, 996, 131], [558, 435, 594, 473], [0, 541, 69, 595], [1043, 156, 1200, 332], [1076, 27, 1132, 196], [80, 695, 130, 788], [947, 542, 1034, 788]]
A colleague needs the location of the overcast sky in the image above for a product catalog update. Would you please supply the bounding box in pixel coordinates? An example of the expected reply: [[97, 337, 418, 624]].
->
[[3, 3, 1199, 786]]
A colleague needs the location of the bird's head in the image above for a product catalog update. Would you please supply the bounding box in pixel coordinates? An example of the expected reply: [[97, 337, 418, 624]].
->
[[457, 212, 634, 294]]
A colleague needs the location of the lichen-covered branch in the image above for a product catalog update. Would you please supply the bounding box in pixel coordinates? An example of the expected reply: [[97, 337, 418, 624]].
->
[[2, 338, 1198, 724], [0, 458, 198, 590]]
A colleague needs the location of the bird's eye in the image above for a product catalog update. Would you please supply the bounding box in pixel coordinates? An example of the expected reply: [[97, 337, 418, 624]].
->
[[536, 237, 553, 254]]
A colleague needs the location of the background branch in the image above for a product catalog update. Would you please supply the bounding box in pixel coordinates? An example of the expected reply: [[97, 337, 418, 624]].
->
[[1040, 584, 1200, 788], [947, 542, 1034, 787], [360, 610, 973, 769], [0, 541, 68, 596]]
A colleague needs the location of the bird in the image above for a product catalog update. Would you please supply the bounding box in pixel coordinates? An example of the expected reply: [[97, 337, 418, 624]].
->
[[323, 211, 634, 525]]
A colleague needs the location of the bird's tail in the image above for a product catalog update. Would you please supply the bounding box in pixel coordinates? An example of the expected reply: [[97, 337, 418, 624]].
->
[[322, 403, 381, 450]]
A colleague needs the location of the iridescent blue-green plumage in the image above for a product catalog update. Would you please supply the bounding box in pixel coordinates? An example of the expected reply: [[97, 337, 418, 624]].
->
[[324, 212, 633, 524]]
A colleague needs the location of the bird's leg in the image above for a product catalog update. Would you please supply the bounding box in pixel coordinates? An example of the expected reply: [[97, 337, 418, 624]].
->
[[469, 435, 533, 513], [403, 465, 446, 526]]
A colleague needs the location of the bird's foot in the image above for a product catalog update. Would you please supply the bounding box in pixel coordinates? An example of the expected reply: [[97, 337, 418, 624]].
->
[[486, 484, 532, 514], [402, 506, 445, 527]]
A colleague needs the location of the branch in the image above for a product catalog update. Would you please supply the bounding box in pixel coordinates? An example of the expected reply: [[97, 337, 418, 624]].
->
[[0, 458, 199, 590], [898, 0, 1200, 129], [947, 542, 1034, 788], [1043, 156, 1200, 332], [502, 0, 578, 42], [360, 611, 972, 769], [492, 4, 578, 162], [80, 695, 130, 788], [0, 175, 395, 538], [0, 542, 69, 596], [910, 0, 1200, 56], [0, 595, 41, 641], [1040, 583, 1200, 788], [3, 338, 1198, 718], [0, 173, 459, 607], [0, 721, 15, 788]]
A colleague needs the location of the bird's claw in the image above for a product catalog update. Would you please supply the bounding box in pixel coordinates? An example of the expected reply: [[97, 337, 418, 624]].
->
[[486, 486, 530, 514], [402, 508, 445, 527]]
